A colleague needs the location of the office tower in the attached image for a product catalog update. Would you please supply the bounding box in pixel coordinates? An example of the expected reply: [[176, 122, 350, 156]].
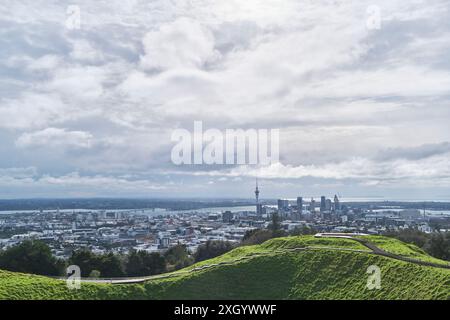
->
[[297, 197, 303, 216], [334, 194, 340, 212], [309, 198, 315, 213], [277, 199, 289, 211], [320, 196, 326, 213], [325, 199, 332, 211]]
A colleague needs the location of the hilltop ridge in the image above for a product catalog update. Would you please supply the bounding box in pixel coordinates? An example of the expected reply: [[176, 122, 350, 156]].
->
[[0, 235, 449, 300]]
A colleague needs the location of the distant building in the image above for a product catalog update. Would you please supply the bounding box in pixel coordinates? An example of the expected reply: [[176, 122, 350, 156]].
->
[[399, 209, 421, 218], [320, 196, 326, 213], [297, 197, 303, 216], [333, 195, 340, 212], [325, 199, 332, 211], [277, 199, 289, 212], [309, 198, 316, 213], [222, 211, 234, 223], [256, 203, 265, 216], [208, 213, 220, 221], [418, 223, 432, 233], [158, 236, 170, 249]]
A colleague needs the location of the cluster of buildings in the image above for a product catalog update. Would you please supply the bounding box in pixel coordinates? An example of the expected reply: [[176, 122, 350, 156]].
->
[[255, 182, 445, 235], [268, 196, 436, 234], [275, 195, 342, 221], [0, 182, 448, 258], [0, 209, 262, 259]]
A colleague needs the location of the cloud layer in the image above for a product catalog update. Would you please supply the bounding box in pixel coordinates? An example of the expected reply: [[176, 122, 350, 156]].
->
[[0, 0, 450, 198]]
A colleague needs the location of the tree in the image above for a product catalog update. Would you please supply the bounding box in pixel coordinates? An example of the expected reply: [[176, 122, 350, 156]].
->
[[268, 212, 285, 237], [382, 228, 429, 248], [125, 250, 166, 277], [126, 250, 144, 276], [382, 229, 450, 262], [241, 229, 273, 246], [424, 232, 450, 261], [97, 252, 125, 277], [141, 252, 166, 275], [194, 240, 235, 262], [164, 244, 193, 270], [0, 240, 65, 276], [89, 270, 101, 278], [290, 225, 317, 236]]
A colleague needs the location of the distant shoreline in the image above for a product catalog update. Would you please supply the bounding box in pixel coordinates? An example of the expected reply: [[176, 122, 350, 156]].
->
[[1, 198, 450, 214]]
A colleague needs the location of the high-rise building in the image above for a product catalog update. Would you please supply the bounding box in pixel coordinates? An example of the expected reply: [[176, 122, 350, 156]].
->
[[320, 196, 326, 213], [309, 198, 315, 213], [325, 199, 332, 211], [297, 197, 303, 216], [333, 194, 340, 212], [277, 199, 289, 212]]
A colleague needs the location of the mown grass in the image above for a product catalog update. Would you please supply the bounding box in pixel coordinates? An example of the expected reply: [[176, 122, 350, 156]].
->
[[261, 235, 368, 250], [0, 235, 449, 300]]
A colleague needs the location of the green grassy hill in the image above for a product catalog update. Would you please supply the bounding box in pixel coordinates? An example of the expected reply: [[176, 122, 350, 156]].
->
[[0, 235, 449, 300]]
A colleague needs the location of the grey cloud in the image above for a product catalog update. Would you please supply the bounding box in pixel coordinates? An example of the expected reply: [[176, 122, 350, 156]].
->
[[1, 0, 450, 198], [212, 20, 262, 56], [376, 142, 450, 161]]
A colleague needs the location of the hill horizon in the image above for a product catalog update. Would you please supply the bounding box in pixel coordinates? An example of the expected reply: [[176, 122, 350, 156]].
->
[[1, 235, 449, 300]]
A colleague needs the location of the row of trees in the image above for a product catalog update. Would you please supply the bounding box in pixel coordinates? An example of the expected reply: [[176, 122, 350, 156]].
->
[[0, 240, 65, 276], [0, 239, 237, 278], [68, 249, 166, 278], [383, 228, 450, 261]]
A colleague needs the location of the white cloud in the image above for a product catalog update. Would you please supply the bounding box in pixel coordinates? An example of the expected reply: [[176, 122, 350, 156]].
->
[[1, 0, 450, 197], [140, 17, 219, 71], [172, 151, 450, 186], [26, 55, 62, 71], [38, 172, 166, 190], [0, 94, 68, 130], [44, 65, 106, 101], [15, 128, 93, 149], [0, 167, 37, 178], [0, 169, 167, 197], [302, 66, 450, 99], [70, 39, 105, 64]]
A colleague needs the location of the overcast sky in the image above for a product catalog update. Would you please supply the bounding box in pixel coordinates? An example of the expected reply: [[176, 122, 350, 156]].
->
[[0, 0, 450, 200]]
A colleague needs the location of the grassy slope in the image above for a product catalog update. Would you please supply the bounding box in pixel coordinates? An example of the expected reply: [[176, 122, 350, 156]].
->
[[0, 236, 449, 300], [357, 235, 450, 266], [177, 235, 369, 272]]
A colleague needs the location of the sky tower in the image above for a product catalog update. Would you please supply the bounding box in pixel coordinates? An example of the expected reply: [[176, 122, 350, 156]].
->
[[255, 178, 260, 204], [255, 178, 262, 216]]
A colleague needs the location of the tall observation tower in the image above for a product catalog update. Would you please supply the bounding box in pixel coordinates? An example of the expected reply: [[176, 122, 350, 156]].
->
[[255, 178, 261, 215], [255, 178, 260, 204]]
